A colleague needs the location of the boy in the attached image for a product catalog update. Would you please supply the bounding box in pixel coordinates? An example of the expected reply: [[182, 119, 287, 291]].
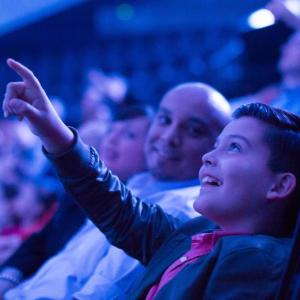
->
[[3, 59, 300, 299]]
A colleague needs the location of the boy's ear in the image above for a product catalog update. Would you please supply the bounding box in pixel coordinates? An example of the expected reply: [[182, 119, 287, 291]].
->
[[267, 173, 297, 201]]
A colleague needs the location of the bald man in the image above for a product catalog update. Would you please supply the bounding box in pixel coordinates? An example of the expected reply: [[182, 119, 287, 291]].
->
[[143, 82, 230, 182]]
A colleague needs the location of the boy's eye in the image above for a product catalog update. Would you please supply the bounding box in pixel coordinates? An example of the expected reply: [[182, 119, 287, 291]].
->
[[228, 142, 241, 152]]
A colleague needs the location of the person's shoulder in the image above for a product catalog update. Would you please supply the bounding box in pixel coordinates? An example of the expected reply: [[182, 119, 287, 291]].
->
[[156, 184, 200, 203], [213, 234, 292, 279], [220, 234, 292, 259], [152, 185, 201, 219], [127, 172, 151, 188]]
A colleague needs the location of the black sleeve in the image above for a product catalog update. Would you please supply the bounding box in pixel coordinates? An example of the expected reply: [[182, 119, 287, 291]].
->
[[45, 131, 182, 265]]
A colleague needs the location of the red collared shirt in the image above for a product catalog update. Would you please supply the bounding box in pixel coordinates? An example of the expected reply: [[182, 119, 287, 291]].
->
[[146, 230, 245, 300]]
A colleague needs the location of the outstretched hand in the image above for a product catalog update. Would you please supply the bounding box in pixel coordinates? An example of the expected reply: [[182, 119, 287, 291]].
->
[[4, 59, 54, 123], [3, 59, 74, 153]]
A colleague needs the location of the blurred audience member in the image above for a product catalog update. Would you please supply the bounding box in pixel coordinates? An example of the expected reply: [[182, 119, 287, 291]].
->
[[80, 68, 128, 125], [0, 120, 42, 182], [0, 177, 59, 265], [80, 90, 143, 153], [267, 0, 300, 30], [100, 105, 154, 181], [2, 105, 153, 300], [231, 0, 300, 115], [0, 190, 14, 233], [0, 104, 150, 298], [87, 68, 128, 104], [0, 117, 62, 288]]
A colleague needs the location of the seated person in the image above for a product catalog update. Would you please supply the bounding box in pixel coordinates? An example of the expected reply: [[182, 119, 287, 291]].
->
[[0, 188, 14, 233], [0, 177, 58, 265], [0, 104, 151, 298], [10, 60, 298, 299], [231, 0, 300, 116], [0, 189, 16, 266], [267, 0, 300, 31], [0, 94, 142, 296], [3, 106, 153, 300]]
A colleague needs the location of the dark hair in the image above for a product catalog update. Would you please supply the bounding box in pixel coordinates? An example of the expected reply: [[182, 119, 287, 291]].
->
[[233, 103, 300, 232], [112, 102, 155, 122]]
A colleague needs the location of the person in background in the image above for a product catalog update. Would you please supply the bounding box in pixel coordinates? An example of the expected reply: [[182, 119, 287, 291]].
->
[[267, 0, 300, 30], [0, 185, 15, 233], [0, 117, 60, 267], [0, 177, 59, 265], [0, 120, 44, 182], [231, 0, 300, 115], [80, 67, 127, 126], [0, 103, 152, 299], [3, 105, 153, 300]]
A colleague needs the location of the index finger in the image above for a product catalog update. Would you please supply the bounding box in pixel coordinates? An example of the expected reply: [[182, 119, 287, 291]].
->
[[7, 58, 40, 87]]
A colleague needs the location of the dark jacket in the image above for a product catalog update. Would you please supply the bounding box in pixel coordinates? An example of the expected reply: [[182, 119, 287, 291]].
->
[[46, 133, 292, 299]]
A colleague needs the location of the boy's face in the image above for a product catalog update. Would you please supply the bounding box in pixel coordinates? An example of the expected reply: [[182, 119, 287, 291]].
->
[[194, 117, 276, 229]]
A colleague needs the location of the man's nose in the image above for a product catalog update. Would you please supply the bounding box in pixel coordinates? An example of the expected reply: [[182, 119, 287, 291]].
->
[[161, 125, 181, 147]]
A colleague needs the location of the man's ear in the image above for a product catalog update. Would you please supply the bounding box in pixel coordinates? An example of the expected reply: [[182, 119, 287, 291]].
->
[[267, 173, 297, 201]]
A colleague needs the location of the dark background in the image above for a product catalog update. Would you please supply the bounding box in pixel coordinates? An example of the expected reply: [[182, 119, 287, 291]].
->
[[0, 0, 293, 124]]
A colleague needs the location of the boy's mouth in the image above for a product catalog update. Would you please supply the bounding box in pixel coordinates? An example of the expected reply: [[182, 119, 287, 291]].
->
[[202, 175, 222, 187]]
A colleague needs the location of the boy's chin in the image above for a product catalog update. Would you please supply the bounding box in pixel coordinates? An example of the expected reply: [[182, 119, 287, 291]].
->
[[193, 197, 203, 214], [193, 196, 216, 217]]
